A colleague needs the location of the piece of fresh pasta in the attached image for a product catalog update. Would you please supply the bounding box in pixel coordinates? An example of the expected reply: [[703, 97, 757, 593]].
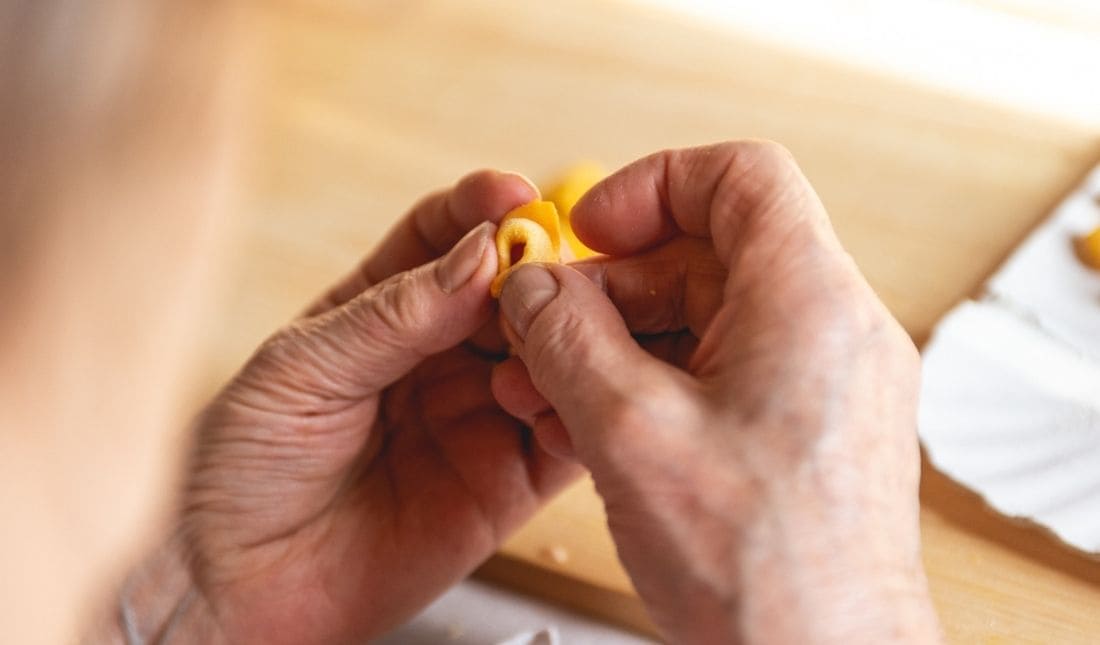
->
[[543, 162, 605, 260], [1079, 226, 1100, 270], [490, 200, 561, 297]]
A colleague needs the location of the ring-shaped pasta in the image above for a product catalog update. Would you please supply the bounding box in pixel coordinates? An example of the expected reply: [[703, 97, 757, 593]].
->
[[490, 200, 561, 297]]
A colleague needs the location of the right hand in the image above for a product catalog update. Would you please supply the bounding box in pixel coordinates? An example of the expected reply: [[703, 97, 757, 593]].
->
[[491, 142, 942, 644]]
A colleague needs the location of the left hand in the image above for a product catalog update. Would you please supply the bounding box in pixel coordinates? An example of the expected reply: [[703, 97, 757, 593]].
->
[[101, 171, 581, 644]]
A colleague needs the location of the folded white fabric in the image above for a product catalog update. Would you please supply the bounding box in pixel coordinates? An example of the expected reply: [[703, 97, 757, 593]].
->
[[987, 166, 1100, 361], [497, 628, 560, 645], [376, 579, 655, 645], [919, 165, 1100, 552]]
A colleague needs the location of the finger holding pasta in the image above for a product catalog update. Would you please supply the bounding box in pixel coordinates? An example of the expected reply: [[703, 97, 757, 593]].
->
[[490, 201, 562, 296]]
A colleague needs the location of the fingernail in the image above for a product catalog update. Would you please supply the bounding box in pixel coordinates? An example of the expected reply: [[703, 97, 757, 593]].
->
[[437, 222, 493, 294], [500, 264, 559, 338], [500, 171, 541, 199]]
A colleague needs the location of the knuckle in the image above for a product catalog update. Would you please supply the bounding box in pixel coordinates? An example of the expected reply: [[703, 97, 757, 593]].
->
[[242, 320, 352, 411], [875, 316, 922, 381], [364, 270, 431, 343], [254, 321, 314, 369], [594, 381, 701, 474], [801, 280, 919, 377], [740, 138, 796, 166], [526, 307, 587, 385], [706, 139, 812, 250], [601, 391, 652, 436], [800, 283, 884, 348], [601, 381, 682, 437], [455, 168, 498, 194], [716, 139, 800, 186], [732, 141, 799, 193]]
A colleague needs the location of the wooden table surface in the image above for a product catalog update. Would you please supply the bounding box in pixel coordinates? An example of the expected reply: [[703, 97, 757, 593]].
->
[[202, 0, 1100, 641]]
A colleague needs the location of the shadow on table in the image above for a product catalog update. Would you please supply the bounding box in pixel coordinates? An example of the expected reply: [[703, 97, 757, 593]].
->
[[920, 450, 1100, 588]]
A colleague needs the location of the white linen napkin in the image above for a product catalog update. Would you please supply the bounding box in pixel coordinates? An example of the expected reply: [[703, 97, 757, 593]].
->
[[919, 165, 1100, 552]]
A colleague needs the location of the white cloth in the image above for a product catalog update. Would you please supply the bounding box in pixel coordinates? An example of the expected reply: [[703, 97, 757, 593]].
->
[[919, 165, 1100, 552], [374, 579, 656, 645]]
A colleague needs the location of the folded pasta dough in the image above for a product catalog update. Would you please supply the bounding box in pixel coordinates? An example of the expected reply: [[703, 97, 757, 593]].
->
[[490, 200, 561, 297]]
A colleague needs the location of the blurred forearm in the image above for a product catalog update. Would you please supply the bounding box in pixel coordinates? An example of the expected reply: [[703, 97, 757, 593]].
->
[[0, 2, 246, 642]]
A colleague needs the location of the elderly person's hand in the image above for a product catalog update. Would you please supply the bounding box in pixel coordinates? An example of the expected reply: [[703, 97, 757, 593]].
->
[[492, 142, 942, 644], [98, 171, 581, 644]]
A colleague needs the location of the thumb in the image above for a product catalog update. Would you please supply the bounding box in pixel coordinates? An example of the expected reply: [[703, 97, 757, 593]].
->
[[499, 264, 677, 454], [245, 221, 498, 406]]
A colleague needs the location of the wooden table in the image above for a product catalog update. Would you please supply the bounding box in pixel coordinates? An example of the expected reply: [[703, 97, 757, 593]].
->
[[203, 0, 1100, 641]]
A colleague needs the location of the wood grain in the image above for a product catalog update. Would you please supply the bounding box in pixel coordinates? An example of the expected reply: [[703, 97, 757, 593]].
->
[[206, 0, 1100, 641]]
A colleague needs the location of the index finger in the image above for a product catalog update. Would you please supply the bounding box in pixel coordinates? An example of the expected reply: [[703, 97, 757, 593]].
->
[[304, 170, 538, 316], [570, 140, 835, 264]]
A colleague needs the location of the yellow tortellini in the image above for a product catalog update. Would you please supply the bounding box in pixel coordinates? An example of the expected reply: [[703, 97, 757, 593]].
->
[[489, 163, 608, 297]]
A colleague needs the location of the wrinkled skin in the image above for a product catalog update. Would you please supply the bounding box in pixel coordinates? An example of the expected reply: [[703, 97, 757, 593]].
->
[[101, 143, 941, 645], [492, 142, 941, 644], [179, 171, 581, 644]]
